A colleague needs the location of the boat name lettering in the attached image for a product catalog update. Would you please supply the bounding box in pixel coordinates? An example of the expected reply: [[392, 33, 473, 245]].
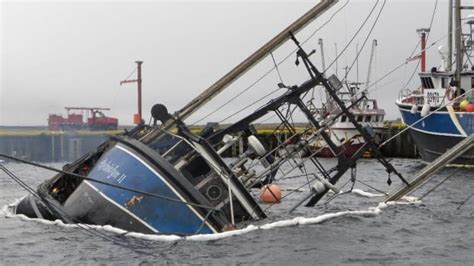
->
[[425, 90, 443, 106], [96, 159, 127, 183]]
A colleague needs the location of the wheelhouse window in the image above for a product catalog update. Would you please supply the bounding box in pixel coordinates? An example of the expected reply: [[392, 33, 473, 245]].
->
[[341, 115, 347, 122], [420, 77, 434, 89]]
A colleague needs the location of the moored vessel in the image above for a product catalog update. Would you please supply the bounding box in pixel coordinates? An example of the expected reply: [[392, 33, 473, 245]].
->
[[396, 0, 474, 165]]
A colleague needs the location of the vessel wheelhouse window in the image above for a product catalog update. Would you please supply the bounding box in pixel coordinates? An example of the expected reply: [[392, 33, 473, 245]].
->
[[341, 115, 347, 122], [442, 78, 447, 89], [420, 77, 434, 89], [357, 116, 363, 122]]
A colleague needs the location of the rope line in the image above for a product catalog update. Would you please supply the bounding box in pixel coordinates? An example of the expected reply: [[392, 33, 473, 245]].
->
[[0, 165, 162, 255], [191, 0, 350, 125], [343, 0, 386, 81], [0, 153, 219, 211], [324, 0, 379, 73]]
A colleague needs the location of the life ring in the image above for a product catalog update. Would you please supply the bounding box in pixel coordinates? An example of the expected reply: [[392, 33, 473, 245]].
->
[[447, 86, 456, 101]]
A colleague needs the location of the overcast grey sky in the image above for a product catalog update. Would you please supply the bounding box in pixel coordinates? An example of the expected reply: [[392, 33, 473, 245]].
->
[[0, 0, 455, 126]]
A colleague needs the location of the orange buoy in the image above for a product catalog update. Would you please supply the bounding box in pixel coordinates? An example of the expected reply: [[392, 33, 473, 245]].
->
[[465, 103, 474, 112], [259, 184, 282, 203]]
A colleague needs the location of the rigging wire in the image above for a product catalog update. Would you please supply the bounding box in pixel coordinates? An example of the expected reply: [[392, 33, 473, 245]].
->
[[324, 0, 380, 74], [457, 192, 474, 210], [363, 26, 457, 96], [0, 165, 163, 255], [270, 52, 284, 84], [400, 0, 438, 91], [217, 88, 285, 123], [0, 153, 220, 211], [191, 0, 350, 125], [419, 167, 462, 200], [343, 0, 386, 81], [123, 67, 138, 82], [356, 179, 388, 196]]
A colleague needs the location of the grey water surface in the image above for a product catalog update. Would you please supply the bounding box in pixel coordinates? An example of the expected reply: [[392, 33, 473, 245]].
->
[[1, 159, 473, 265]]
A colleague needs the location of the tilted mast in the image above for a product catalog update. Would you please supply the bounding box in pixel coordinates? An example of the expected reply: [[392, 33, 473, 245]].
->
[[364, 39, 377, 92], [142, 0, 338, 142]]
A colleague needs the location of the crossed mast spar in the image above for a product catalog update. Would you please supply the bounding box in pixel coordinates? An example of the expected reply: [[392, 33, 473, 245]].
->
[[137, 0, 406, 208]]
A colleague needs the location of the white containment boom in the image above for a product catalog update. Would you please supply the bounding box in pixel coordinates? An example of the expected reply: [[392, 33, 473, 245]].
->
[[142, 0, 338, 142]]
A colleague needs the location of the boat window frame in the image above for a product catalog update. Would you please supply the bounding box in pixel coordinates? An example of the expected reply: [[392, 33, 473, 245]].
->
[[420, 77, 434, 89]]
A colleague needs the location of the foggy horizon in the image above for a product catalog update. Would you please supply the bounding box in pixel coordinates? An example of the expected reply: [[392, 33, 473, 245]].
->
[[1, 0, 451, 126]]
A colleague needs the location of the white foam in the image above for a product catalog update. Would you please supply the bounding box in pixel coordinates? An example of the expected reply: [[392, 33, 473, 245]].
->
[[2, 195, 421, 242], [386, 195, 422, 205], [350, 188, 385, 198], [125, 232, 181, 242], [185, 225, 259, 241]]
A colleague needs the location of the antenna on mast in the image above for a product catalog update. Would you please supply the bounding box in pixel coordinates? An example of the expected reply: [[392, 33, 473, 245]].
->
[[365, 39, 378, 92], [120, 61, 144, 125]]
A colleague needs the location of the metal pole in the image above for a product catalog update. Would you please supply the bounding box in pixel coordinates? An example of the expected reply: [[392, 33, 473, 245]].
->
[[448, 0, 453, 71], [141, 0, 338, 142], [421, 32, 427, 72], [318, 38, 326, 75], [356, 43, 359, 83], [335, 43, 338, 77], [455, 0, 462, 90], [136, 61, 143, 123], [177, 0, 337, 120], [365, 39, 377, 91], [417, 28, 430, 73]]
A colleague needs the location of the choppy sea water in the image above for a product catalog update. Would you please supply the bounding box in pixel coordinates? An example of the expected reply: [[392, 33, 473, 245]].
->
[[1, 158, 473, 265]]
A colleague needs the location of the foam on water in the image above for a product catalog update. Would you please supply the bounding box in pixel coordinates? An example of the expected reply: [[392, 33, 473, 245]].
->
[[350, 188, 385, 197], [2, 192, 421, 242]]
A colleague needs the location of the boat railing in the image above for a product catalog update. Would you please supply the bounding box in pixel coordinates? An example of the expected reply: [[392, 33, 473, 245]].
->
[[398, 88, 424, 105]]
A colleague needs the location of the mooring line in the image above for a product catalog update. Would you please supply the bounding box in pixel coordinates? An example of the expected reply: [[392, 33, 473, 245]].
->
[[0, 153, 219, 211], [0, 165, 164, 256]]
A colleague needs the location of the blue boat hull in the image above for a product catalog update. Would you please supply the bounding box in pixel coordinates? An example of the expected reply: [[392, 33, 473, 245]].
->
[[398, 104, 474, 164], [62, 142, 219, 235]]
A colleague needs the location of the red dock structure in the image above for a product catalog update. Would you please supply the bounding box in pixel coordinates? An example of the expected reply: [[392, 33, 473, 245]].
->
[[48, 107, 118, 131]]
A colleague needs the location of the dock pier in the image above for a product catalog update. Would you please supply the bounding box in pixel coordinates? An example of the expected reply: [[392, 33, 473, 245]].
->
[[0, 123, 417, 163]]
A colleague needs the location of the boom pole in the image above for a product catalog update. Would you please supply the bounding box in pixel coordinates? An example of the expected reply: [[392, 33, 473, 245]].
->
[[142, 0, 338, 142]]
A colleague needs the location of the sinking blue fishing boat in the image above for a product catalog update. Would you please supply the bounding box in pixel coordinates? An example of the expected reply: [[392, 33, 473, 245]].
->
[[13, 1, 342, 235], [16, 117, 269, 235], [11, 0, 405, 235]]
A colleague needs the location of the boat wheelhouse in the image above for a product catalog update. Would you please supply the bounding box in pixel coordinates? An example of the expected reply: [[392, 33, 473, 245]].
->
[[396, 5, 474, 165], [311, 82, 386, 157]]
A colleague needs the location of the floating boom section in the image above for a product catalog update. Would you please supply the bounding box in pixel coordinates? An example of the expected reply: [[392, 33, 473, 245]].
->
[[141, 0, 338, 143], [386, 134, 474, 202]]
